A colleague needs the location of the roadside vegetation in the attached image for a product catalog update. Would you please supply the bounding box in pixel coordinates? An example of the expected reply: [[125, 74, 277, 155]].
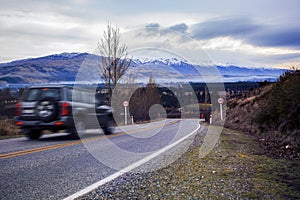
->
[[253, 70, 300, 158], [0, 117, 21, 139], [226, 69, 300, 159]]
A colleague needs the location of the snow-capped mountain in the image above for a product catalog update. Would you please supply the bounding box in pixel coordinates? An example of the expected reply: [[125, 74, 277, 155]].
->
[[0, 52, 287, 86], [130, 57, 286, 83]]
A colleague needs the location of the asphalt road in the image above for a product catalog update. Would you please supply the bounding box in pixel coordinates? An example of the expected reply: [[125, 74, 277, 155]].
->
[[0, 119, 199, 200]]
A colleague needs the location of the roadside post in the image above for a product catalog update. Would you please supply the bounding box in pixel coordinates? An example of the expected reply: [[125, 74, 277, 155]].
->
[[123, 100, 129, 125], [218, 97, 224, 121], [131, 116, 134, 124]]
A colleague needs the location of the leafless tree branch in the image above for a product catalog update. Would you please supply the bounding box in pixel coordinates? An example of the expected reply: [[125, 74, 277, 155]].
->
[[98, 22, 131, 97]]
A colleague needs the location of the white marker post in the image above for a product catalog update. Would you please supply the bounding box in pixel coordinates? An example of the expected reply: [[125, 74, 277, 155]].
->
[[218, 97, 224, 121], [131, 116, 134, 124], [123, 100, 129, 125]]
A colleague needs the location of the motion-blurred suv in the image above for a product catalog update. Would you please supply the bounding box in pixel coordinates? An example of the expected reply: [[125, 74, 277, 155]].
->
[[15, 85, 114, 139]]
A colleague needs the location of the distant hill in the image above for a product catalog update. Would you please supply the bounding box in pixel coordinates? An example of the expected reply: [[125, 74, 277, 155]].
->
[[0, 52, 287, 86], [0, 53, 92, 85]]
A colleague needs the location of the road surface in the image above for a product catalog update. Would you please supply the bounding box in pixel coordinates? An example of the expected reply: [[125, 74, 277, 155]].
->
[[0, 119, 200, 199]]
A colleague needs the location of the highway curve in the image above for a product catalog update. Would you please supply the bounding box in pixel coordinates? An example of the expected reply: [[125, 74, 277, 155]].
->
[[0, 119, 200, 199]]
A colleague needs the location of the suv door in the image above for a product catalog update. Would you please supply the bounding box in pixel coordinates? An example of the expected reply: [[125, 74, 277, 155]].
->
[[70, 88, 98, 129]]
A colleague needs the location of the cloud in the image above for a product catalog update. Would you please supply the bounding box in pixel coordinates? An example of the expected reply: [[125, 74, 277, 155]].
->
[[145, 23, 160, 29], [188, 16, 300, 49], [137, 19, 300, 68], [0, 9, 99, 62], [168, 23, 188, 33], [253, 52, 300, 64], [0, 0, 299, 67], [189, 17, 262, 40], [246, 25, 300, 48]]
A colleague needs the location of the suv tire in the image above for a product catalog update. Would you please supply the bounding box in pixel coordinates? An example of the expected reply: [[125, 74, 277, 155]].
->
[[36, 97, 59, 122], [68, 116, 86, 139], [25, 130, 42, 140], [103, 117, 115, 135]]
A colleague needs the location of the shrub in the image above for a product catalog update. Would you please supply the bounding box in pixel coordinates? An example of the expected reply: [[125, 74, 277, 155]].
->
[[253, 70, 300, 133], [0, 117, 21, 136]]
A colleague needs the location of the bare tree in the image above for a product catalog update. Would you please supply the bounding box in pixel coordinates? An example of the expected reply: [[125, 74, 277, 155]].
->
[[98, 22, 131, 96]]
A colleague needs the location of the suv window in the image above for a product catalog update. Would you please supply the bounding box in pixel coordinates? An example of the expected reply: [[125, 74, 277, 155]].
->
[[22, 88, 61, 101], [68, 88, 96, 104], [66, 88, 72, 101]]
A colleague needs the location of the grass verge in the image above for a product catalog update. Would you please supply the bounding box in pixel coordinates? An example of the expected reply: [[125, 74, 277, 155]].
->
[[80, 126, 300, 199]]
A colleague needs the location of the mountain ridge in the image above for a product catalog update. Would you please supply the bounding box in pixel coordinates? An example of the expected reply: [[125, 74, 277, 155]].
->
[[0, 52, 287, 86]]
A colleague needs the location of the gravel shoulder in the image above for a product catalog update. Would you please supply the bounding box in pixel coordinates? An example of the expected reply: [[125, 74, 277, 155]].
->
[[78, 126, 300, 199]]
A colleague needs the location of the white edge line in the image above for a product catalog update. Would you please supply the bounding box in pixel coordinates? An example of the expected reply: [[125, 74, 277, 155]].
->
[[64, 123, 201, 200]]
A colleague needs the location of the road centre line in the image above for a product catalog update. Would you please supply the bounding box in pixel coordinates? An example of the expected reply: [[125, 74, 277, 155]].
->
[[64, 123, 201, 200], [0, 120, 179, 159]]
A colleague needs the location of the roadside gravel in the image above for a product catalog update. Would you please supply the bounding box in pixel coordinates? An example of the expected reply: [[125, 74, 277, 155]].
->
[[78, 126, 300, 199]]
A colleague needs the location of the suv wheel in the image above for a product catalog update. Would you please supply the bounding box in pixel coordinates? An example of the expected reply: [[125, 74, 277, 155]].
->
[[36, 97, 59, 122], [103, 118, 115, 135], [69, 117, 86, 139], [25, 130, 42, 140]]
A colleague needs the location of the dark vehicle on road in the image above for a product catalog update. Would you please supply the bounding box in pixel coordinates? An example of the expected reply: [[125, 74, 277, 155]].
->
[[15, 85, 115, 139]]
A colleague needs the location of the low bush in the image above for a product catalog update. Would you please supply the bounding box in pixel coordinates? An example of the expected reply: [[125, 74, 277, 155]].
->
[[0, 117, 21, 136], [253, 70, 300, 133]]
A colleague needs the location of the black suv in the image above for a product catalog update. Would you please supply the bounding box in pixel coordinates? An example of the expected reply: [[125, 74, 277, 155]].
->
[[15, 85, 115, 139]]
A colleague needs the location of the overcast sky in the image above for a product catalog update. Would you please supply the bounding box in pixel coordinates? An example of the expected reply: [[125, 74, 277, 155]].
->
[[1, 0, 300, 68]]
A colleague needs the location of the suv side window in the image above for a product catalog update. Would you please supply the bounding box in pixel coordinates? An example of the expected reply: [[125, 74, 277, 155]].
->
[[81, 91, 95, 104], [72, 89, 82, 103], [65, 88, 95, 104], [81, 91, 88, 104], [66, 88, 72, 101]]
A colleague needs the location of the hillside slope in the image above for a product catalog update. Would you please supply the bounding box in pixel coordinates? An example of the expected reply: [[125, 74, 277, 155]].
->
[[225, 70, 300, 159], [0, 53, 90, 84]]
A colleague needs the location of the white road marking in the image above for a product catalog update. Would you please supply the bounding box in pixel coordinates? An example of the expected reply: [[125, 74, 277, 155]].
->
[[64, 123, 201, 200]]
